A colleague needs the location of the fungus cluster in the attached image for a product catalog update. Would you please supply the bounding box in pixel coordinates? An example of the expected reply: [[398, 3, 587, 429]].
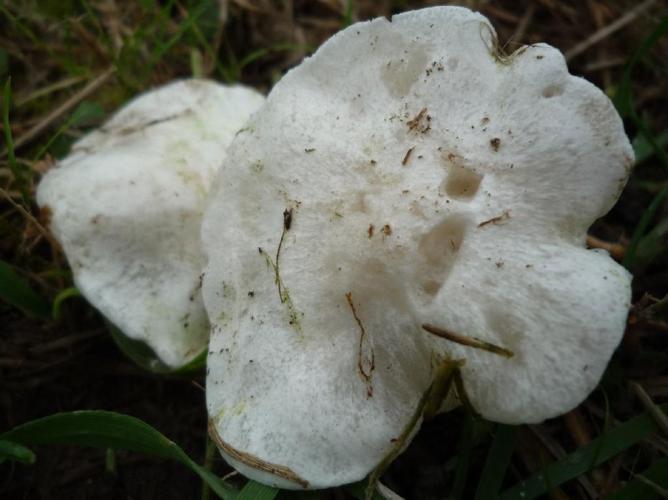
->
[[39, 5, 634, 492]]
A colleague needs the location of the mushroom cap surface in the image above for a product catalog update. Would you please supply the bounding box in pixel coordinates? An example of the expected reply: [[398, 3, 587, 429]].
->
[[202, 6, 633, 489], [38, 79, 265, 369]]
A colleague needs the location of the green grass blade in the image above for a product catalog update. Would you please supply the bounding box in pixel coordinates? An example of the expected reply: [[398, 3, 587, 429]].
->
[[633, 217, 668, 271], [106, 320, 205, 374], [614, 18, 668, 172], [51, 286, 81, 320], [0, 48, 7, 77], [0, 439, 35, 464], [345, 480, 386, 500], [0, 4, 41, 46], [613, 18, 668, 247], [0, 410, 237, 499], [173, 348, 207, 374], [106, 320, 169, 371], [150, 4, 207, 67], [474, 424, 518, 500], [33, 100, 104, 160], [342, 0, 354, 28], [614, 18, 668, 119], [238, 48, 270, 70], [634, 129, 668, 165], [236, 481, 280, 500], [450, 414, 475, 499], [499, 404, 668, 500], [632, 113, 668, 171], [646, 293, 668, 321], [236, 43, 304, 76], [617, 20, 668, 270], [2, 77, 28, 200], [0, 410, 180, 457], [623, 184, 668, 269], [2, 78, 15, 167], [191, 47, 205, 78], [201, 436, 216, 500], [606, 456, 668, 500], [152, 0, 180, 42], [0, 259, 50, 319]]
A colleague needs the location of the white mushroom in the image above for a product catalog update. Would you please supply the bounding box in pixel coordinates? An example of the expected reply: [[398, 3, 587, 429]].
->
[[37, 79, 265, 370], [202, 6, 634, 489]]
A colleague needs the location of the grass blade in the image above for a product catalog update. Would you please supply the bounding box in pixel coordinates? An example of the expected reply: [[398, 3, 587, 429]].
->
[[201, 436, 217, 500], [606, 457, 668, 500], [499, 404, 668, 500], [0, 259, 50, 319], [106, 321, 205, 374], [2, 78, 15, 167], [345, 480, 386, 500], [623, 185, 668, 269], [51, 286, 80, 320], [0, 410, 237, 499], [236, 481, 280, 500], [342, 0, 354, 28], [646, 293, 668, 321], [633, 217, 668, 272], [614, 18, 668, 119], [474, 424, 518, 500], [450, 413, 475, 499], [616, 21, 668, 174], [634, 129, 668, 165], [0, 440, 35, 464], [33, 100, 104, 160], [150, 4, 207, 67], [2, 77, 28, 200], [614, 18, 668, 270], [106, 320, 171, 372]]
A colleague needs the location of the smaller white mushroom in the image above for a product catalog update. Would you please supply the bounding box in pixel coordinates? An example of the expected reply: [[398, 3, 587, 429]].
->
[[37, 79, 264, 370]]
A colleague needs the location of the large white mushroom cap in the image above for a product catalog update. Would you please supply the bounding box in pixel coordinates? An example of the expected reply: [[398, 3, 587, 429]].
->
[[37, 79, 264, 369], [202, 6, 634, 489]]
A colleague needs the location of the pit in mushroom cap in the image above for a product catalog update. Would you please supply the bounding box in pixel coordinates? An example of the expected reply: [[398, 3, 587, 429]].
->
[[202, 6, 634, 489], [37, 79, 265, 370]]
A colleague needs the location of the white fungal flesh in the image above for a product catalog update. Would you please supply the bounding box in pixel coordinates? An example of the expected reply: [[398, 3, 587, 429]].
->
[[202, 6, 633, 489], [37, 79, 265, 369]]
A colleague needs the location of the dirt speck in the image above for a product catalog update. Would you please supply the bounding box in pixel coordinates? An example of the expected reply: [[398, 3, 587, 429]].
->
[[402, 146, 415, 166], [407, 107, 431, 134], [250, 160, 264, 173], [478, 210, 510, 228]]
